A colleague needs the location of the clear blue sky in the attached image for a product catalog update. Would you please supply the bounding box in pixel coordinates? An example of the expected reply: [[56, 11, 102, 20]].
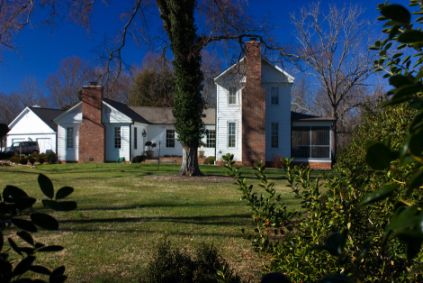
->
[[0, 0, 410, 95]]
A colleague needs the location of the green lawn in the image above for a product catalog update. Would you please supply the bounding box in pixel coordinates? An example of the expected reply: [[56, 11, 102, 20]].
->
[[0, 163, 298, 282]]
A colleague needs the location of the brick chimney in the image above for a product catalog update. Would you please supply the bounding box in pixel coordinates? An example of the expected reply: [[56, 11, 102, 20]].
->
[[242, 40, 266, 165], [79, 82, 105, 162]]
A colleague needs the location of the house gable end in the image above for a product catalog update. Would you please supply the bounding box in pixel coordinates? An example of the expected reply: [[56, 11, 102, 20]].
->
[[102, 101, 132, 124], [54, 103, 83, 125], [8, 108, 56, 135]]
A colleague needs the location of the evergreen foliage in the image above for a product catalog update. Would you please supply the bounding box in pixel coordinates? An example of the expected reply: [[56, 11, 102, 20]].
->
[[157, 0, 205, 176]]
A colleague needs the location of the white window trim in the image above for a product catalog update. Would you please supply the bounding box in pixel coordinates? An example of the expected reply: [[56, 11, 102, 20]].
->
[[227, 121, 237, 148], [271, 86, 279, 105], [228, 87, 237, 105]]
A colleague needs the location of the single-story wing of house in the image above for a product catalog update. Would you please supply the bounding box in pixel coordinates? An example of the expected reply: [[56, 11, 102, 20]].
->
[[53, 83, 216, 163], [7, 106, 64, 153]]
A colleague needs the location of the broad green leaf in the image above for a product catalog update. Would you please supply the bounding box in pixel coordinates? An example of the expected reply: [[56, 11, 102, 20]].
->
[[3, 185, 28, 202], [38, 174, 54, 199], [398, 29, 423, 44], [386, 206, 423, 239], [29, 265, 51, 275], [8, 238, 22, 255], [37, 245, 64, 252], [388, 74, 414, 88], [361, 183, 399, 205], [409, 169, 423, 189], [410, 110, 423, 132], [366, 143, 397, 170], [43, 199, 77, 211], [389, 84, 422, 105], [380, 4, 411, 25], [408, 130, 423, 157], [50, 265, 66, 283], [55, 186, 74, 200], [17, 231, 34, 246], [30, 213, 59, 230], [12, 256, 35, 276], [11, 218, 37, 232], [319, 274, 353, 283], [323, 232, 347, 256]]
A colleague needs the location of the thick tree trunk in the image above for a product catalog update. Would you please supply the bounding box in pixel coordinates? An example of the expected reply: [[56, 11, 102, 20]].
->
[[180, 146, 202, 176]]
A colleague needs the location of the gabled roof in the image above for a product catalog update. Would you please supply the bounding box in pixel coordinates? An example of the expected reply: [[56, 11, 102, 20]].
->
[[103, 98, 148, 124], [291, 111, 335, 122], [214, 56, 294, 83], [130, 106, 216, 125], [9, 106, 63, 131], [29, 107, 64, 130]]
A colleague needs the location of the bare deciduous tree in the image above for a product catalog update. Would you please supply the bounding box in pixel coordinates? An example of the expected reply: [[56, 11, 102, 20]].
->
[[46, 57, 96, 108], [291, 1, 371, 159]]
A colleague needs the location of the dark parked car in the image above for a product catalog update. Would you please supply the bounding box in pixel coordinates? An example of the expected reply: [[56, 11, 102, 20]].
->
[[11, 141, 40, 155]]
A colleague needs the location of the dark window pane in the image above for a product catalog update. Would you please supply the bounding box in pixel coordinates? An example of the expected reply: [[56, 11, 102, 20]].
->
[[311, 146, 330, 158], [114, 127, 121, 149], [166, 130, 175, 148], [311, 127, 330, 146], [292, 127, 309, 146], [292, 146, 310, 158]]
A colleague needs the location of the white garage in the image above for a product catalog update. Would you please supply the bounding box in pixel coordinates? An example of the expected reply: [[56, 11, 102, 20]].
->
[[7, 106, 63, 153]]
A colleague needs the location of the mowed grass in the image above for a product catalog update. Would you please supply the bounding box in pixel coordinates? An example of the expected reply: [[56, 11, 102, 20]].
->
[[0, 163, 299, 282]]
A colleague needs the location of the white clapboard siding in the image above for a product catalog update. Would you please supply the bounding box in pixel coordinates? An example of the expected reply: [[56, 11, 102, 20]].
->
[[215, 84, 242, 161], [7, 108, 57, 153], [105, 124, 130, 162]]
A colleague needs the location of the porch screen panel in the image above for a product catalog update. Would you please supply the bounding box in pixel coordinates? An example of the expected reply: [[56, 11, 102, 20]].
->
[[292, 126, 330, 159], [311, 127, 330, 158], [291, 127, 309, 158]]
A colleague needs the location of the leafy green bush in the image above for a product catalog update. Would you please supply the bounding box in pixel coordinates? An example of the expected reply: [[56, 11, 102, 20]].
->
[[145, 241, 240, 283], [38, 153, 47, 164], [46, 151, 58, 164], [203, 156, 215, 165], [19, 156, 28, 165], [9, 154, 20, 164], [132, 155, 146, 163], [0, 174, 77, 282]]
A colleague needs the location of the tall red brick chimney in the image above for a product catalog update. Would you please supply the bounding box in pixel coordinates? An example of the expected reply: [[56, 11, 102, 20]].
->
[[242, 40, 266, 165], [79, 82, 105, 162]]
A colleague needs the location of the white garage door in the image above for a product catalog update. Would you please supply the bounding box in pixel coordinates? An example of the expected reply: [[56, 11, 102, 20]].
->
[[36, 138, 53, 153]]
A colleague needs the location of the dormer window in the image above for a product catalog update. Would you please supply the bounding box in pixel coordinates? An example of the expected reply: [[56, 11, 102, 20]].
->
[[271, 87, 279, 105], [228, 87, 236, 104]]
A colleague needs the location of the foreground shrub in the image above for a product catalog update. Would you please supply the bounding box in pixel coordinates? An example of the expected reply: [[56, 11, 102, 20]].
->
[[0, 174, 77, 282], [46, 151, 58, 164], [132, 155, 146, 163], [203, 156, 215, 165], [38, 153, 47, 164], [145, 241, 240, 283]]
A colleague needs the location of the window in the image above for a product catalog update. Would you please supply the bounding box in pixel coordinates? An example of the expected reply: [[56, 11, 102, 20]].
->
[[66, 127, 73, 149], [206, 130, 216, 148], [166, 129, 175, 148], [114, 127, 121, 149], [134, 127, 138, 149], [228, 122, 236, 147], [292, 127, 330, 159], [228, 87, 236, 104], [271, 123, 279, 148], [271, 87, 279, 105]]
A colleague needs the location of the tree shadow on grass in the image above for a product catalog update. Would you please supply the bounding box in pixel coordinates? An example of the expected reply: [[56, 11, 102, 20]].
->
[[77, 200, 245, 211], [60, 213, 251, 226]]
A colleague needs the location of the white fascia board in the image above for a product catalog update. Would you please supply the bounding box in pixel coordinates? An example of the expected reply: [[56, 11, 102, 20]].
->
[[53, 102, 82, 123], [8, 107, 31, 129], [102, 100, 133, 123]]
